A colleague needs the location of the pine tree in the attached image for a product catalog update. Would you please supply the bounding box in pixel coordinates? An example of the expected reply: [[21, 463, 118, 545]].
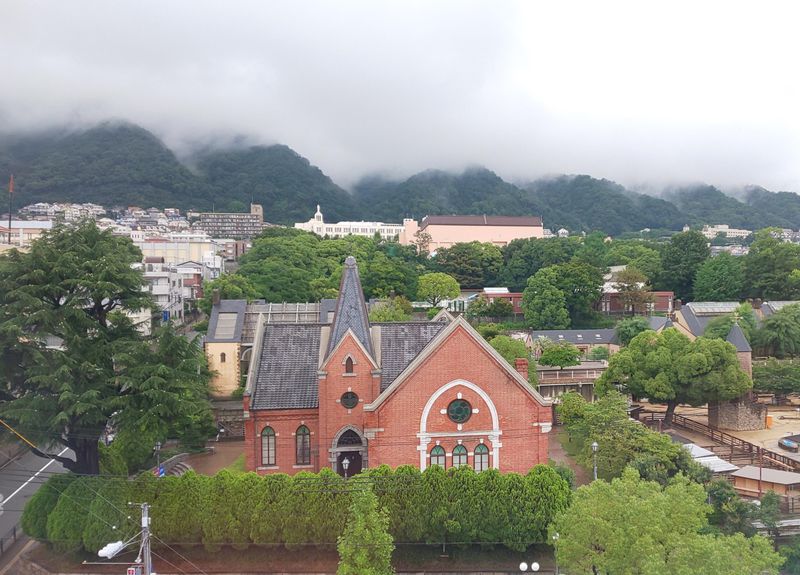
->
[[337, 487, 395, 575]]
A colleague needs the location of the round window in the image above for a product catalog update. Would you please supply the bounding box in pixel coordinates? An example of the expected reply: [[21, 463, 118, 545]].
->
[[341, 392, 359, 409], [447, 399, 472, 424]]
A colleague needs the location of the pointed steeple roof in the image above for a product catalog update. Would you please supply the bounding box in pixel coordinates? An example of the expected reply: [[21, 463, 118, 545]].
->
[[726, 323, 752, 353], [327, 256, 373, 357]]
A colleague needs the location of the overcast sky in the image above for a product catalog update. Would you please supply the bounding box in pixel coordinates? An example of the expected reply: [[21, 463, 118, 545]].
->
[[1, 1, 799, 191]]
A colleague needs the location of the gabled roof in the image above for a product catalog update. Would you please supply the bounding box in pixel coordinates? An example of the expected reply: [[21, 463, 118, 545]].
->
[[205, 299, 247, 343], [680, 302, 740, 337], [732, 465, 800, 485], [430, 308, 455, 323], [250, 324, 323, 410], [419, 215, 543, 230], [377, 322, 447, 390], [327, 256, 373, 358], [726, 323, 752, 353], [366, 316, 550, 411]]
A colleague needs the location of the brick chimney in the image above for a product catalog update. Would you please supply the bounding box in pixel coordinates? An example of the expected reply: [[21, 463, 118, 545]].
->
[[514, 358, 529, 380]]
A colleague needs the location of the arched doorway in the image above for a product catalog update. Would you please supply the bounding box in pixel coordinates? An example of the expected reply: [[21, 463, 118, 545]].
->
[[331, 428, 366, 477]]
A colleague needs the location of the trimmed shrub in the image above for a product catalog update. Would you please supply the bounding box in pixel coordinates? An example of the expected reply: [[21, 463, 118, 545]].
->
[[21, 474, 77, 541]]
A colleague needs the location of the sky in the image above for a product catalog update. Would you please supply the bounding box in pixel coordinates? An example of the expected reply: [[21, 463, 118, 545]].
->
[[1, 1, 799, 191]]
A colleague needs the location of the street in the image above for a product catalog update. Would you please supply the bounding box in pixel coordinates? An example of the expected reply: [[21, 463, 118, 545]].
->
[[0, 447, 68, 541]]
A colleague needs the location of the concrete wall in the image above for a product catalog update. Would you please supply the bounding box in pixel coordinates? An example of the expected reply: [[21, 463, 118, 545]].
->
[[206, 341, 240, 398]]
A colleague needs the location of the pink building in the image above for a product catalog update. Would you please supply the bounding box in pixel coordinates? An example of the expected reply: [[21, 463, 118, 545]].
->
[[400, 215, 544, 253]]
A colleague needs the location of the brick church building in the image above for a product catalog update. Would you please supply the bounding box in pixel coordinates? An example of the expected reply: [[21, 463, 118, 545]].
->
[[242, 257, 552, 475]]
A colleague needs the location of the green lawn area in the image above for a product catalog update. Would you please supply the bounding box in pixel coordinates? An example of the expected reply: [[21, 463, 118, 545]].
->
[[557, 427, 584, 458], [222, 453, 246, 473]]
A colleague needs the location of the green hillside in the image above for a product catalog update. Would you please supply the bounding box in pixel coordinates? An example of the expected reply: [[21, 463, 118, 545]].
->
[[194, 144, 358, 225], [1, 120, 799, 236]]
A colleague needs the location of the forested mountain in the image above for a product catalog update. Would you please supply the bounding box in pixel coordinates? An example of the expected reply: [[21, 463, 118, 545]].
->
[[194, 145, 357, 225], [521, 176, 686, 236], [0, 122, 209, 208], [353, 168, 560, 223], [2, 120, 800, 235]]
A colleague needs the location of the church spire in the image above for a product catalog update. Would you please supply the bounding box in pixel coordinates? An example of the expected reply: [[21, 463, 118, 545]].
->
[[327, 256, 373, 357]]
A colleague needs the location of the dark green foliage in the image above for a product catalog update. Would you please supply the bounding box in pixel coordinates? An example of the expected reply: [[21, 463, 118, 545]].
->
[[757, 304, 800, 358], [98, 442, 128, 476], [780, 538, 800, 574], [239, 232, 421, 302], [30, 464, 572, 554], [706, 479, 756, 536], [703, 303, 757, 342], [46, 477, 103, 553], [196, 145, 358, 225], [433, 242, 502, 289], [657, 230, 710, 301], [502, 237, 580, 291], [693, 253, 744, 301], [753, 359, 800, 394], [199, 275, 259, 315], [21, 474, 76, 541], [538, 342, 581, 369], [615, 316, 650, 346], [337, 487, 395, 575], [741, 230, 800, 300]]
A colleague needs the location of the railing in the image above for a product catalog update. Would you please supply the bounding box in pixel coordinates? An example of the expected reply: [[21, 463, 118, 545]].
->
[[538, 369, 605, 381], [642, 412, 800, 472]]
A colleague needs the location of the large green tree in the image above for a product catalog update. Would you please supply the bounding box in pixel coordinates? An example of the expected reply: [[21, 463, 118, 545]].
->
[[433, 241, 502, 289], [612, 266, 653, 316], [417, 272, 460, 307], [521, 268, 570, 329], [757, 303, 800, 358], [703, 303, 757, 342], [598, 328, 752, 426], [551, 469, 783, 575], [742, 230, 800, 300], [0, 222, 213, 474], [501, 237, 580, 291], [615, 316, 650, 346], [693, 252, 744, 301], [337, 487, 395, 575], [198, 274, 259, 315], [657, 230, 710, 301]]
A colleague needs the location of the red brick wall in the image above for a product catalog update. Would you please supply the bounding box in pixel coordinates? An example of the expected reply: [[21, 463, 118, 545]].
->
[[244, 324, 551, 475], [365, 325, 550, 474]]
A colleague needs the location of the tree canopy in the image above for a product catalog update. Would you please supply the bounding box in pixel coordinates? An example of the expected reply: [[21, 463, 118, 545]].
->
[[417, 272, 460, 307], [0, 222, 214, 474], [551, 469, 783, 575], [433, 241, 502, 289], [657, 230, 710, 301], [598, 328, 752, 425], [693, 252, 744, 301]]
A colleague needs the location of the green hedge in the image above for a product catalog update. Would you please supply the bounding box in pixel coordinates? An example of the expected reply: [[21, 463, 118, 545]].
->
[[26, 464, 571, 554]]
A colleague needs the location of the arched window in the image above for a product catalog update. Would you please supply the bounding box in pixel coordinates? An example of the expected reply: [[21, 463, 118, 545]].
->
[[453, 444, 468, 468], [430, 445, 446, 468], [296, 425, 311, 465], [220, 352, 226, 363], [261, 427, 276, 466], [474, 443, 489, 472], [345, 356, 354, 374]]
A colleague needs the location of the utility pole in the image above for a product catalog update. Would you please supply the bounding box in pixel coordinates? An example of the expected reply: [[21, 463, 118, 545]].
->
[[139, 503, 153, 575]]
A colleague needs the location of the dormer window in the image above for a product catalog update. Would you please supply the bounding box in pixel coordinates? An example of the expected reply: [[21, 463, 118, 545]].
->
[[345, 356, 354, 374]]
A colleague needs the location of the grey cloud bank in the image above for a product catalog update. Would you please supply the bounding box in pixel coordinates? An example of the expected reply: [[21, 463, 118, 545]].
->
[[1, 0, 799, 191]]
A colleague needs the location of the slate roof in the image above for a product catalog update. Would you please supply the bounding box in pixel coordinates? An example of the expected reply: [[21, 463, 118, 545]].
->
[[726, 323, 752, 352], [761, 301, 800, 318], [250, 324, 323, 410], [647, 316, 669, 331], [378, 322, 447, 391], [679, 302, 740, 337], [420, 214, 542, 230], [327, 256, 373, 357], [531, 329, 619, 345], [205, 299, 247, 343]]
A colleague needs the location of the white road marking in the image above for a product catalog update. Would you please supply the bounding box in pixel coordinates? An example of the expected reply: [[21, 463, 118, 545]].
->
[[3, 447, 70, 505]]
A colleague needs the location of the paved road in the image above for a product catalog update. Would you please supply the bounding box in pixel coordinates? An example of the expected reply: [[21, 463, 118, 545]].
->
[[0, 447, 69, 539]]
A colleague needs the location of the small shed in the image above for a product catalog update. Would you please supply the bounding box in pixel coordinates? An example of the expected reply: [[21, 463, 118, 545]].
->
[[731, 466, 800, 497], [682, 443, 739, 476]]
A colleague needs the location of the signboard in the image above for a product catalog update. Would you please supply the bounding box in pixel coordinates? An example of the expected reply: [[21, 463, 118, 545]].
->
[[162, 310, 170, 323]]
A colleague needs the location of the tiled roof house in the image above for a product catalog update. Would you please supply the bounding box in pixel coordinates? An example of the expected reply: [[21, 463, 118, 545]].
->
[[242, 256, 552, 476]]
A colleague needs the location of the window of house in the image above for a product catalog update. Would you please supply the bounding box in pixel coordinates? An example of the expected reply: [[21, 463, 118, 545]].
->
[[430, 445, 446, 468], [220, 352, 226, 363], [345, 356, 354, 374], [261, 427, 276, 466], [452, 444, 468, 468], [341, 392, 359, 409], [474, 443, 489, 472], [296, 425, 311, 465]]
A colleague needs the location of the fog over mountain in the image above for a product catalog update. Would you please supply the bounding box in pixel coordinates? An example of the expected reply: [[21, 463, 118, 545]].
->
[[1, 1, 799, 192]]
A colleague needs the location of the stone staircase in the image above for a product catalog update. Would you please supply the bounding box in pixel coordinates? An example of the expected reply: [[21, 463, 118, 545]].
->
[[168, 461, 193, 476]]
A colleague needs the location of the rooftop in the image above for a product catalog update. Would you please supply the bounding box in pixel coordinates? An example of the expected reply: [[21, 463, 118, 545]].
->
[[419, 215, 543, 229], [732, 465, 800, 485]]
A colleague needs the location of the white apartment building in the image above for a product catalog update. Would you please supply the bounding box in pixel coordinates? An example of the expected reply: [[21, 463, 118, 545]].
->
[[701, 224, 752, 240], [294, 205, 405, 239]]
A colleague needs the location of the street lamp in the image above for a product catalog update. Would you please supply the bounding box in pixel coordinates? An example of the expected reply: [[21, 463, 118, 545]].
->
[[552, 532, 560, 575], [342, 457, 350, 480], [518, 562, 539, 572], [591, 441, 599, 481]]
